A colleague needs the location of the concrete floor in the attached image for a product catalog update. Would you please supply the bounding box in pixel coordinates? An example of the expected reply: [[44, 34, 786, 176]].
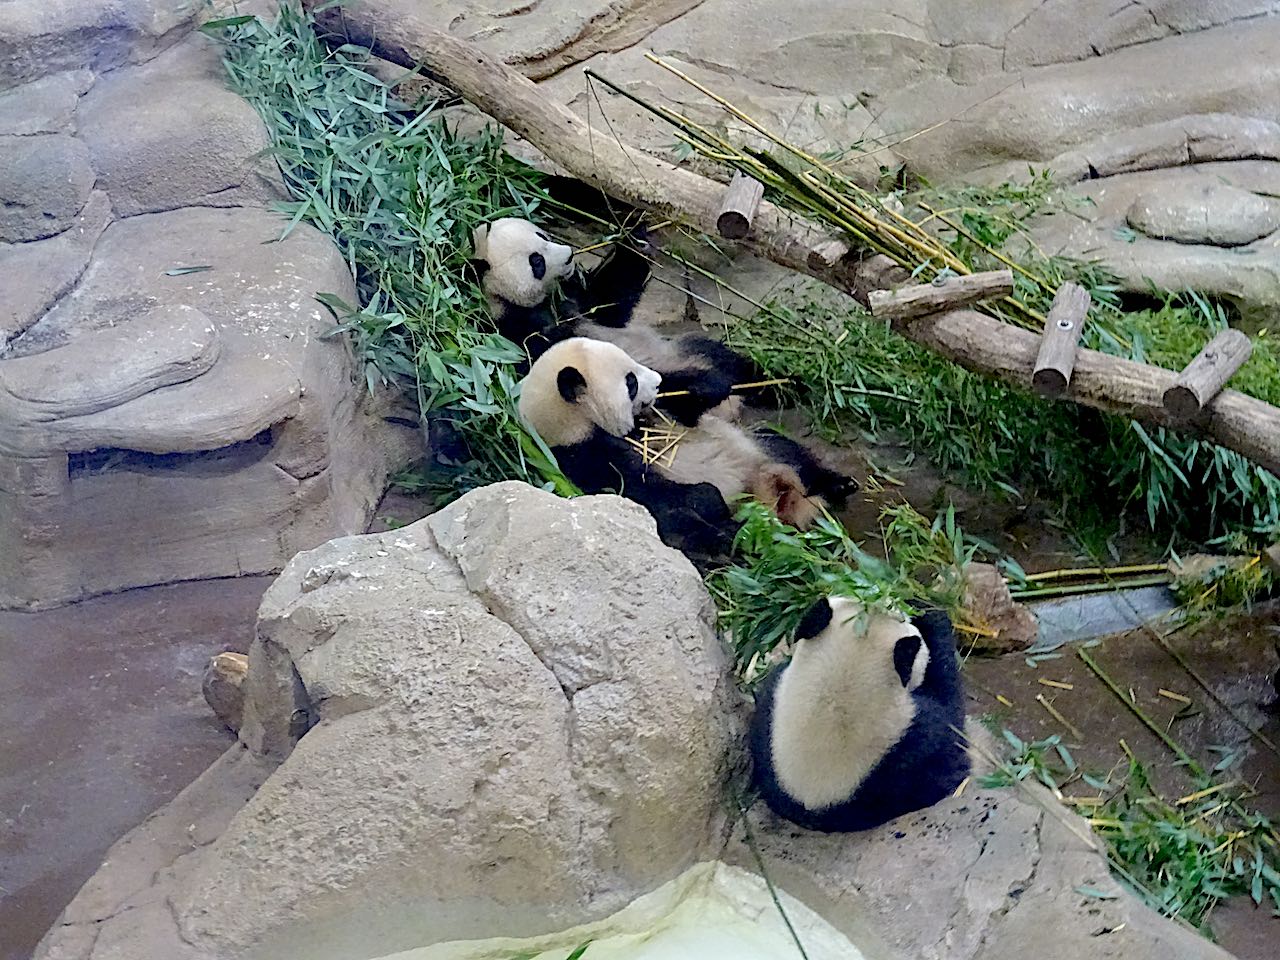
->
[[0, 577, 271, 960]]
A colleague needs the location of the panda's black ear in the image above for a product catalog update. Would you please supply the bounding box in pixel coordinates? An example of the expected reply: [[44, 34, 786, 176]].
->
[[795, 597, 833, 640], [557, 366, 588, 403], [893, 635, 923, 688]]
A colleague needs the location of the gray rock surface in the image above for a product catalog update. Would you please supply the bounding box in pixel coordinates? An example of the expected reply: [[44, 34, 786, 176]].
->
[[0, 190, 111, 345], [1126, 182, 1280, 247], [0, 134, 95, 242], [0, 69, 92, 135], [0, 0, 200, 89], [0, 205, 418, 609], [1028, 160, 1280, 318], [726, 789, 1236, 960], [77, 43, 282, 216], [32, 484, 1235, 960]]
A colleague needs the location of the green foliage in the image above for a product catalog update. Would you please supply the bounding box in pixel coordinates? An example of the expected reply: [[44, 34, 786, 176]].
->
[[733, 275, 1280, 545], [984, 730, 1280, 929], [710, 500, 987, 684], [207, 5, 568, 500], [1170, 554, 1277, 619]]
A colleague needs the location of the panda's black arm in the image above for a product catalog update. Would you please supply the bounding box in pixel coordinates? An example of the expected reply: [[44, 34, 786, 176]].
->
[[577, 231, 652, 329], [912, 609, 965, 704], [650, 367, 735, 426], [553, 430, 738, 558]]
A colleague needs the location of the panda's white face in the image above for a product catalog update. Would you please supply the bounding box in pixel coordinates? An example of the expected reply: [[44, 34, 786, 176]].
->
[[472, 218, 575, 308], [518, 338, 662, 447]]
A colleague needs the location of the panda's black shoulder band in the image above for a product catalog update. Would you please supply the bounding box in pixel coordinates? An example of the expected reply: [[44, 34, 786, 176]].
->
[[795, 597, 833, 640]]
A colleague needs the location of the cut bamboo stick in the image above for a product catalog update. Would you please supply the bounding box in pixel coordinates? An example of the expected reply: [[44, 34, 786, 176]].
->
[[1163, 328, 1252, 420], [715, 171, 765, 239], [1032, 282, 1090, 398], [868, 270, 1014, 321]]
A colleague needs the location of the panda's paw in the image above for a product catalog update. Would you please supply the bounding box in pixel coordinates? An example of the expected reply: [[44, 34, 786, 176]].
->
[[628, 223, 657, 254], [709, 395, 744, 423]]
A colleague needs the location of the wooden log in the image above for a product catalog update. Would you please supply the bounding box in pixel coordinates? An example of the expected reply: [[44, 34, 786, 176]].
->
[[868, 270, 1014, 321], [1031, 282, 1090, 398], [299, 0, 1280, 479], [1264, 542, 1280, 577], [1162, 328, 1253, 420], [897, 308, 1280, 476], [715, 172, 764, 239], [300, 0, 844, 285]]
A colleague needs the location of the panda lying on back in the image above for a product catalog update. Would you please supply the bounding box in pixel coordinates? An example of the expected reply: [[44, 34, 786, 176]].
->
[[749, 596, 970, 832], [517, 337, 856, 565], [471, 217, 766, 426]]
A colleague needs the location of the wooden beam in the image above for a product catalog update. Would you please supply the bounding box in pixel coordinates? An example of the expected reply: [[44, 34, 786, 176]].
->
[[715, 172, 764, 239], [1031, 282, 1090, 398], [1163, 328, 1252, 420], [299, 0, 1280, 479], [868, 270, 1013, 322], [899, 309, 1280, 476]]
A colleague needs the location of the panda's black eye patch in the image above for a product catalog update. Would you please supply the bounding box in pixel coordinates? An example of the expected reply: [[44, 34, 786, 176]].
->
[[626, 371, 638, 400], [528, 251, 546, 280]]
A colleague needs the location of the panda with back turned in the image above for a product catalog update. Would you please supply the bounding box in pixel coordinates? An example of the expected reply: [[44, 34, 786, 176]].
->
[[470, 216, 768, 426], [748, 595, 970, 832]]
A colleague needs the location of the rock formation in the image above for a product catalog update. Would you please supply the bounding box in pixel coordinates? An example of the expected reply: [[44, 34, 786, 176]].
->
[[32, 482, 1235, 960], [0, 3, 418, 609]]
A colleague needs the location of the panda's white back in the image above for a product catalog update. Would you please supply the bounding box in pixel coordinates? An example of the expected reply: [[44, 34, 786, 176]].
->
[[658, 415, 766, 500]]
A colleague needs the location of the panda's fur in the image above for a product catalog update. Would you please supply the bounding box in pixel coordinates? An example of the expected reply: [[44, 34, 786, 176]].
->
[[749, 596, 970, 832], [472, 217, 764, 426], [517, 338, 856, 564]]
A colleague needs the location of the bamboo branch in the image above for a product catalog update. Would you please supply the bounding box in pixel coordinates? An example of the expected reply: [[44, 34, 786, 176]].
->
[[300, 0, 1280, 479]]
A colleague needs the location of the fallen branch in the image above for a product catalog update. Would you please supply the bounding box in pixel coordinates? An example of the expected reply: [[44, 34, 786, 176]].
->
[[301, 0, 1280, 479]]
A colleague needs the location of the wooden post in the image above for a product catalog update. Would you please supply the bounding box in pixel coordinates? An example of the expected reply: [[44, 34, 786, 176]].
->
[[1031, 283, 1091, 398], [867, 270, 1014, 322], [807, 238, 849, 271], [1163, 329, 1253, 420], [1264, 542, 1280, 577], [715, 172, 765, 239]]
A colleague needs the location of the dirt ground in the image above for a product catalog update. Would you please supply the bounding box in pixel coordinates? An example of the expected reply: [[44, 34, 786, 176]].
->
[[0, 578, 266, 960]]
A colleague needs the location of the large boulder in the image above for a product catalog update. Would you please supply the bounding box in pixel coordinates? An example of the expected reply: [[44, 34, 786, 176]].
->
[[34, 481, 742, 960]]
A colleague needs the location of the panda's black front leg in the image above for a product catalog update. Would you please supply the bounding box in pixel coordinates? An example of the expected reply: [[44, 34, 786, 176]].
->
[[653, 367, 735, 426], [579, 225, 654, 329]]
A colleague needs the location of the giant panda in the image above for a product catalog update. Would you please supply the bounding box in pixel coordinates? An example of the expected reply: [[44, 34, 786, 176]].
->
[[748, 595, 970, 832], [516, 337, 856, 565], [471, 216, 766, 426]]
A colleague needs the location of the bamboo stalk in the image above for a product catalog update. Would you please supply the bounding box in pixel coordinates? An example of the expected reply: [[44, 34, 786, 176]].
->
[[1009, 575, 1171, 600], [1078, 648, 1207, 780]]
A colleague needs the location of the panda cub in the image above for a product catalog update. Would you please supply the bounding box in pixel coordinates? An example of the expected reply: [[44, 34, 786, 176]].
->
[[517, 337, 856, 564], [471, 216, 763, 426], [749, 596, 970, 832]]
